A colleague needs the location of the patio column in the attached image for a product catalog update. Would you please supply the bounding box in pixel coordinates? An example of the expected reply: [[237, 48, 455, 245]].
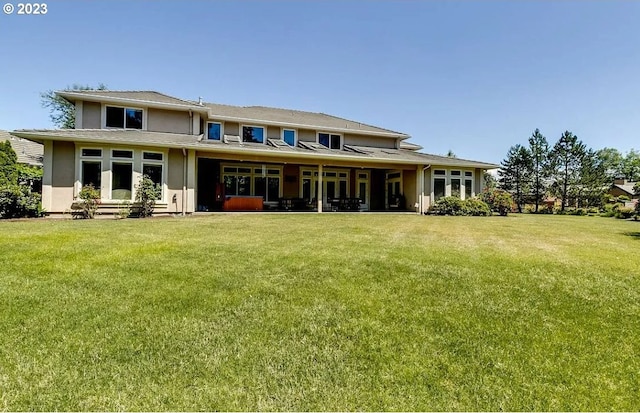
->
[[317, 164, 323, 213]]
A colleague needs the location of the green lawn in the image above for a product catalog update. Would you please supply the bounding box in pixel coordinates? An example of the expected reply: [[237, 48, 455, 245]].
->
[[0, 214, 639, 411]]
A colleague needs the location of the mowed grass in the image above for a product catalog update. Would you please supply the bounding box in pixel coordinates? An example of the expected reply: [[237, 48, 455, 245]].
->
[[0, 214, 639, 411]]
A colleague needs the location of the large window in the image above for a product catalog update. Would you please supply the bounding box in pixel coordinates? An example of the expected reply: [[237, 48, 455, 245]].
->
[[78, 147, 166, 202], [207, 122, 222, 140], [143, 152, 164, 200], [112, 162, 133, 200], [432, 169, 474, 200], [283, 129, 296, 146], [82, 161, 101, 189], [222, 164, 281, 200], [106, 106, 143, 129], [318, 133, 341, 149], [242, 126, 265, 143]]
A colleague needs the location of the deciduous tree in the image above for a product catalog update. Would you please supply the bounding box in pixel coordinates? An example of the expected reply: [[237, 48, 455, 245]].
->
[[41, 83, 107, 128]]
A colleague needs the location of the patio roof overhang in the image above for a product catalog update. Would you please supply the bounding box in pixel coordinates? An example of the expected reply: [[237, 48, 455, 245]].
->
[[11, 129, 499, 169]]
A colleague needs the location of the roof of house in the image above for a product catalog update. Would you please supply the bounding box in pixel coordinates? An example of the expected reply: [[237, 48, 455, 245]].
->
[[12, 129, 499, 169], [201, 102, 408, 137], [58, 90, 201, 108], [611, 182, 638, 196], [1, 130, 43, 166], [56, 90, 410, 138]]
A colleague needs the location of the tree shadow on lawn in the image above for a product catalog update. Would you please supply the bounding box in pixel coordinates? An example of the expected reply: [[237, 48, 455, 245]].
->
[[623, 231, 640, 240]]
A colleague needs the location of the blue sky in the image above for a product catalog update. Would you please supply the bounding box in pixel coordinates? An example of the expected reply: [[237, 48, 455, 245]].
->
[[1, 1, 638, 163]]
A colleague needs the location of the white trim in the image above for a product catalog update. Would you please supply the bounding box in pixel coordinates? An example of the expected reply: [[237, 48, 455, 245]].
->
[[101, 104, 147, 130], [317, 131, 343, 150], [241, 124, 266, 144], [282, 128, 297, 147]]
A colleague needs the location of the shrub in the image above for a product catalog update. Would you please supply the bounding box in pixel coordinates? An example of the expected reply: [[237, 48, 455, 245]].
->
[[480, 188, 513, 216], [135, 175, 161, 218], [429, 196, 467, 216], [0, 185, 43, 218], [77, 184, 101, 219], [428, 197, 491, 216], [464, 198, 492, 216], [614, 207, 635, 220], [617, 195, 631, 202]]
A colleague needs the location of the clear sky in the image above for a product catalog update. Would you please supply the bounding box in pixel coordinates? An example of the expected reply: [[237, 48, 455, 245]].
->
[[1, 0, 638, 163]]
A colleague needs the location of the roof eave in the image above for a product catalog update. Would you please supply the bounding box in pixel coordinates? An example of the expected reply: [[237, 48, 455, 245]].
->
[[55, 91, 209, 113]]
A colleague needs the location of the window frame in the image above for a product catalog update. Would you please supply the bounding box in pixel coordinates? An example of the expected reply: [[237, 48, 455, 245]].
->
[[102, 104, 146, 130]]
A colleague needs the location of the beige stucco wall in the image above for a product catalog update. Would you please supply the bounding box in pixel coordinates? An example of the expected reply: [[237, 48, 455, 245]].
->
[[50, 141, 75, 212], [267, 126, 280, 140], [147, 108, 191, 134], [403, 169, 417, 211], [223, 122, 240, 136], [82, 101, 101, 129], [343, 133, 396, 149], [298, 129, 316, 143], [166, 148, 186, 214]]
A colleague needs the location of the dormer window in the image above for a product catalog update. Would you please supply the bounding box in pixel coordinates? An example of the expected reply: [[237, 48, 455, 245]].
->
[[318, 133, 341, 150], [242, 125, 265, 143], [105, 106, 143, 129]]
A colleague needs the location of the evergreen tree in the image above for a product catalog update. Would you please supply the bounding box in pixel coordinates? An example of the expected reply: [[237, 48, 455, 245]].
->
[[528, 129, 549, 212], [549, 131, 586, 211], [578, 149, 608, 207], [499, 144, 532, 213]]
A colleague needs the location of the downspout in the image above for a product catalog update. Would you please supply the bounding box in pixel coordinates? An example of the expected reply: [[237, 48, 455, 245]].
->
[[421, 165, 431, 215], [182, 148, 187, 216], [188, 110, 193, 135]]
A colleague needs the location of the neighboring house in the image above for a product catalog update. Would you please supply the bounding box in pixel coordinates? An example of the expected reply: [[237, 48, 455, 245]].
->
[[1, 130, 44, 166], [11, 90, 498, 215], [609, 178, 638, 199]]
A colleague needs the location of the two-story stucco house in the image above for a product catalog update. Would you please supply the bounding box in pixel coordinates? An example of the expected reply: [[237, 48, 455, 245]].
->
[[11, 90, 498, 215]]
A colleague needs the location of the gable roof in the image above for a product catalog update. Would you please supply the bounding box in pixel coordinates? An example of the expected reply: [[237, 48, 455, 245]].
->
[[1, 130, 43, 166], [12, 129, 499, 169], [56, 90, 409, 139]]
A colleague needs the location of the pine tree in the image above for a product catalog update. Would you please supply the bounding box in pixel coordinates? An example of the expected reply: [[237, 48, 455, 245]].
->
[[499, 144, 532, 213], [549, 131, 586, 211], [528, 129, 549, 212]]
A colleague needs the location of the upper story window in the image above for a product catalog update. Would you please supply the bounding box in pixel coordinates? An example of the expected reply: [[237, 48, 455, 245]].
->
[[242, 125, 265, 143], [318, 132, 341, 150], [106, 106, 143, 129], [283, 129, 296, 146], [207, 122, 222, 140]]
